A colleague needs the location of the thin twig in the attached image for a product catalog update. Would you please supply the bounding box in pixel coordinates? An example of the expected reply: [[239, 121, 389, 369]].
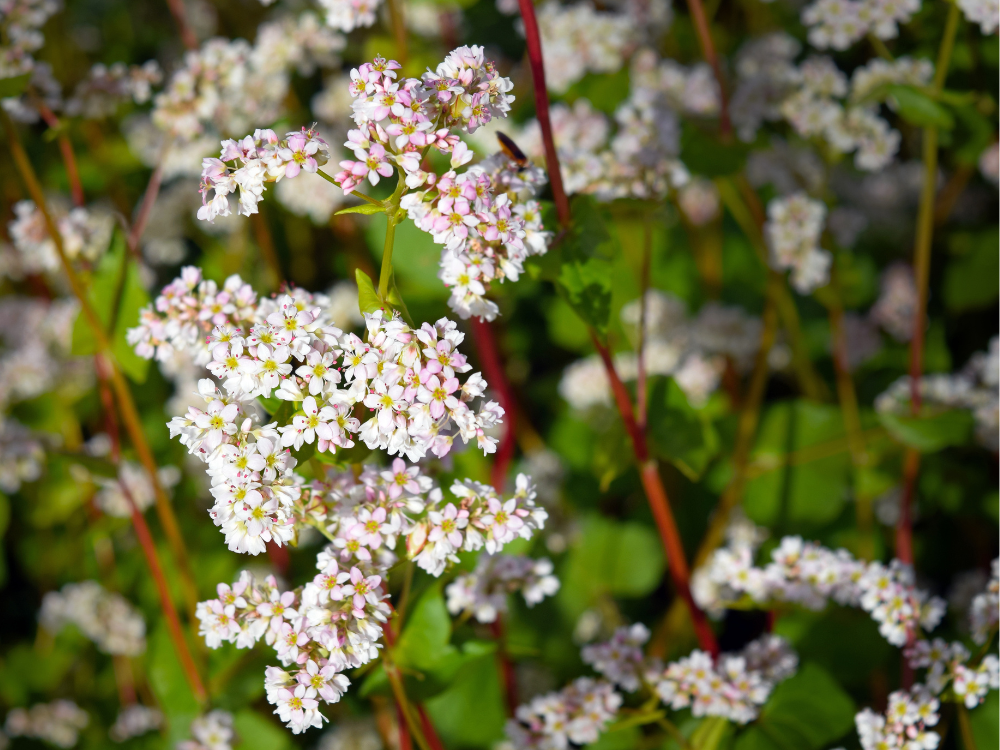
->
[[471, 317, 517, 491], [163, 0, 199, 50], [682, 0, 731, 136], [636, 221, 652, 431], [37, 104, 85, 208]]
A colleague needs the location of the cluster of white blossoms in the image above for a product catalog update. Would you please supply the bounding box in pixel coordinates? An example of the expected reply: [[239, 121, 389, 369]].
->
[[970, 559, 999, 644], [177, 710, 236, 750], [3, 701, 89, 749], [196, 460, 547, 731], [506, 677, 622, 749], [870, 262, 917, 341], [580, 623, 652, 692], [764, 192, 831, 294], [854, 686, 941, 750], [108, 704, 163, 743], [534, 0, 635, 94], [875, 336, 999, 450], [693, 534, 946, 647], [4, 200, 114, 278], [0, 0, 59, 79], [317, 0, 382, 32], [197, 126, 332, 220], [151, 16, 343, 147], [64, 60, 162, 119], [958, 0, 1000, 33], [653, 635, 799, 723], [446, 552, 560, 623], [801, 0, 920, 50], [560, 290, 763, 411], [326, 49, 549, 321], [906, 637, 1000, 709], [518, 49, 706, 201], [39, 580, 147, 656]]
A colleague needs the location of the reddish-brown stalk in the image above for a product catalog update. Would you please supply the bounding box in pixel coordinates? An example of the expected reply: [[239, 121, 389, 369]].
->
[[471, 317, 517, 491], [591, 333, 720, 656], [682, 0, 731, 137], [127, 161, 167, 259], [517, 0, 718, 656], [164, 0, 199, 50], [416, 706, 445, 750], [37, 105, 85, 208], [515, 0, 571, 227]]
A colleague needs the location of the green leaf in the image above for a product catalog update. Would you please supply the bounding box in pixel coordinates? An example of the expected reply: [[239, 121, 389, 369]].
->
[[943, 228, 1000, 312], [744, 400, 852, 530], [70, 232, 150, 382], [335, 202, 386, 215], [886, 85, 955, 129], [691, 717, 734, 750], [0, 72, 32, 98], [424, 651, 506, 747], [148, 623, 200, 746], [394, 583, 452, 672], [555, 195, 616, 334], [878, 408, 973, 453], [232, 710, 292, 750], [734, 663, 854, 750], [681, 124, 750, 177], [648, 378, 721, 480], [969, 690, 999, 750], [560, 513, 665, 616], [356, 268, 383, 315]]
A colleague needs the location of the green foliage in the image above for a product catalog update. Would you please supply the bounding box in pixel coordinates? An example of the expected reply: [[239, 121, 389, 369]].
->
[[680, 124, 751, 177], [733, 664, 855, 750], [148, 623, 201, 745], [551, 195, 617, 334], [356, 268, 383, 315], [943, 228, 1000, 312], [878, 408, 974, 452], [744, 400, 852, 529], [233, 710, 293, 750], [70, 232, 150, 382], [886, 85, 955, 129], [0, 72, 32, 98], [648, 377, 721, 480]]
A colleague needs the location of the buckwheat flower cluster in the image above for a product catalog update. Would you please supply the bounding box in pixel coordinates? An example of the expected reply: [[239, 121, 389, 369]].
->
[[653, 635, 799, 723], [93, 461, 180, 518], [958, 0, 999, 32], [905, 637, 1000, 711], [3, 701, 89, 749], [177, 710, 235, 750], [197, 126, 331, 220], [505, 678, 622, 750], [64, 60, 162, 119], [693, 534, 947, 647], [127, 267, 258, 367], [970, 559, 999, 644], [39, 580, 147, 656], [730, 33, 803, 141], [446, 553, 560, 623], [870, 262, 917, 341], [875, 336, 999, 450], [534, 0, 635, 94], [317, 0, 382, 32], [801, 0, 920, 50], [6, 200, 114, 277], [581, 623, 651, 692], [764, 192, 831, 293], [855, 686, 940, 750], [109, 705, 163, 743], [0, 0, 59, 79], [779, 55, 929, 171]]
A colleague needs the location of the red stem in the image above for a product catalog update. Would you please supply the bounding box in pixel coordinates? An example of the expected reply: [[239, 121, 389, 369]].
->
[[37, 105, 85, 208], [591, 333, 719, 657], [683, 0, 731, 136], [164, 0, 199, 50], [471, 317, 517, 491], [516, 0, 571, 227], [396, 703, 413, 750], [416, 706, 445, 750], [490, 618, 519, 716], [127, 162, 165, 259]]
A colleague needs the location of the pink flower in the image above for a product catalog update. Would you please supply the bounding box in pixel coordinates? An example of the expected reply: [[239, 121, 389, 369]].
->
[[349, 507, 389, 549], [417, 375, 460, 419], [428, 503, 468, 548]]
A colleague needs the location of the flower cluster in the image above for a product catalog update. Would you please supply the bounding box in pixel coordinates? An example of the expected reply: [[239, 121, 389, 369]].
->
[[198, 127, 331, 221], [801, 0, 920, 50], [64, 60, 162, 119], [581, 623, 651, 691], [506, 677, 622, 750], [764, 192, 831, 294], [653, 635, 799, 723], [693, 534, 946, 646], [519, 49, 706, 201], [318, 0, 382, 32], [0, 0, 59, 79], [5, 200, 114, 278], [0, 416, 46, 492], [876, 336, 999, 450], [39, 580, 146, 656], [178, 710, 236, 750], [906, 638, 1000, 708], [108, 705, 163, 743], [3, 701, 89, 749], [970, 559, 999, 645], [446, 552, 560, 623], [93, 461, 180, 518], [855, 686, 940, 750], [870, 262, 918, 341]]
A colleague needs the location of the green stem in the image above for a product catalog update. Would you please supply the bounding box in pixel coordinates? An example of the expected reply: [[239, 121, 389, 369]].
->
[[957, 704, 978, 750], [378, 175, 409, 300], [316, 170, 382, 206]]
